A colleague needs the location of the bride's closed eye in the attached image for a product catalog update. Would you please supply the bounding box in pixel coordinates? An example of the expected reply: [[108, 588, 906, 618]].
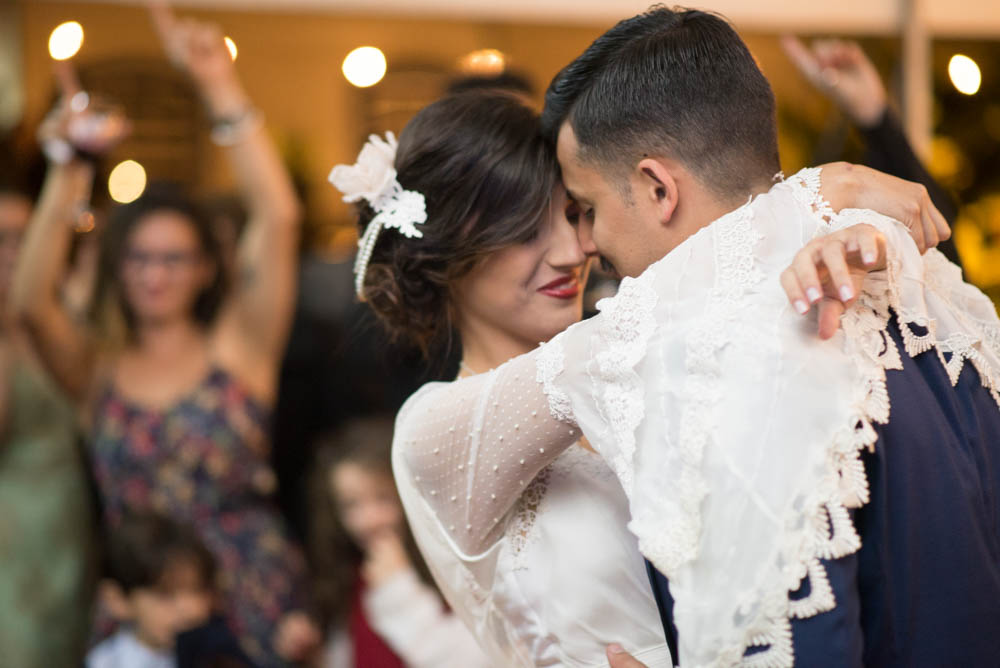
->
[[565, 200, 582, 225]]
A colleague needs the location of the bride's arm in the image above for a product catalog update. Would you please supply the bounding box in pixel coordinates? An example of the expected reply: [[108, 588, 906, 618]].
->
[[818, 161, 950, 253], [394, 348, 584, 556]]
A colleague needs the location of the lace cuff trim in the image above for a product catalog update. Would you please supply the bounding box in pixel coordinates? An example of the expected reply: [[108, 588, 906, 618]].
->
[[536, 333, 573, 423], [784, 166, 836, 222]]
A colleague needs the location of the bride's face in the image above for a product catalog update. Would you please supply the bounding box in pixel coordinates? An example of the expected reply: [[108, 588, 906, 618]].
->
[[452, 185, 591, 348]]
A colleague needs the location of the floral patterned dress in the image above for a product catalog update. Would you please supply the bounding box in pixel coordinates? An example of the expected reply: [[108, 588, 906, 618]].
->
[[90, 366, 307, 667]]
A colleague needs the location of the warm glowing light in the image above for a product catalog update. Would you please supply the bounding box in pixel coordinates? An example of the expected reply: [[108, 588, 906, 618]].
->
[[459, 49, 507, 75], [48, 21, 84, 61], [224, 36, 238, 62], [928, 135, 965, 182], [108, 160, 147, 204], [949, 54, 981, 95], [342, 47, 387, 88]]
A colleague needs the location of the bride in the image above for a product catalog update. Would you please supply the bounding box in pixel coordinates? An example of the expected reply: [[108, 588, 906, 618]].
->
[[330, 90, 947, 667]]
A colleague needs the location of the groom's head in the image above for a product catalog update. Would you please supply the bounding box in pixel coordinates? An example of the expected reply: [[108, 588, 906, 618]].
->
[[542, 6, 780, 276]]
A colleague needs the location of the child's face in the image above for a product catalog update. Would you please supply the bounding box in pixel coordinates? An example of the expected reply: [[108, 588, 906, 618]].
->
[[332, 462, 403, 550], [106, 559, 214, 651]]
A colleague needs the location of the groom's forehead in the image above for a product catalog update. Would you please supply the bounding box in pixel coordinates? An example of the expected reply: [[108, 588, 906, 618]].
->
[[555, 122, 578, 160]]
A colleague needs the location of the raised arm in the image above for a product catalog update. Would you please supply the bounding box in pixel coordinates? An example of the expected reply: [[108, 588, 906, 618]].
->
[[394, 345, 583, 557], [818, 161, 949, 252], [8, 75, 121, 402], [10, 158, 98, 401], [149, 2, 301, 363]]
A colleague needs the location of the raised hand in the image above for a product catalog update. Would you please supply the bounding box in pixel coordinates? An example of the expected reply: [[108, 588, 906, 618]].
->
[[149, 1, 235, 89], [781, 36, 887, 128], [39, 61, 129, 162]]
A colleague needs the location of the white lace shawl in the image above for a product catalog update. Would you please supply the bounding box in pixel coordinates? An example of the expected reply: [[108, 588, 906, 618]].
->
[[540, 167, 1000, 667]]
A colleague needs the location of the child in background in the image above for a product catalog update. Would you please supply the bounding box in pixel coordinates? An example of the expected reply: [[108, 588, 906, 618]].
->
[[302, 417, 490, 668], [87, 512, 253, 668]]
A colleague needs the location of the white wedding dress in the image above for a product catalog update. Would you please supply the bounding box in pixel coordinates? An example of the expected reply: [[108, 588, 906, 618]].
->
[[393, 375, 674, 666]]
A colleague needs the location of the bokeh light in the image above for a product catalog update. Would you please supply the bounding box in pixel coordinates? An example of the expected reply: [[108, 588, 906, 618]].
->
[[342, 47, 387, 88], [224, 36, 238, 62], [459, 49, 507, 75], [48, 21, 84, 61], [108, 160, 147, 204], [949, 54, 981, 95]]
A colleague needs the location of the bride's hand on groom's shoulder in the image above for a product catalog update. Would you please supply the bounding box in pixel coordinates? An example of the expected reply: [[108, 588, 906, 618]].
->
[[780, 224, 889, 340], [818, 162, 951, 254]]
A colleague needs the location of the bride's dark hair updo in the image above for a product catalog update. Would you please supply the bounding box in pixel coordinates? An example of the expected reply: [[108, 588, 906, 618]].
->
[[358, 90, 558, 355]]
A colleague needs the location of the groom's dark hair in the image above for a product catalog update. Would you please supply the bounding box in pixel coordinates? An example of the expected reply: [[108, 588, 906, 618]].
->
[[541, 6, 780, 198]]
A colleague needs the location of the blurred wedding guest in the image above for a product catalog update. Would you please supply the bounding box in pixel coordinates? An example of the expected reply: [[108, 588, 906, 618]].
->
[[11, 5, 311, 665], [88, 512, 253, 668], [270, 250, 433, 542], [782, 36, 962, 264], [0, 154, 98, 668], [302, 417, 491, 668]]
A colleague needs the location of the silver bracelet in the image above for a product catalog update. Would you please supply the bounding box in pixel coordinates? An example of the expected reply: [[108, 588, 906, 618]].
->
[[209, 107, 263, 147]]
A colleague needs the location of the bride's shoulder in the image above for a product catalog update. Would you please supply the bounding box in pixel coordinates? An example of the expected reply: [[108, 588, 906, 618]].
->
[[397, 380, 449, 422], [394, 378, 471, 442]]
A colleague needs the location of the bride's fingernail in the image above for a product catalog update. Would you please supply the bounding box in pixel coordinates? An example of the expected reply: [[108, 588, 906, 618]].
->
[[863, 252, 876, 265], [840, 285, 853, 301], [806, 287, 821, 303], [608, 644, 626, 655], [794, 300, 809, 315]]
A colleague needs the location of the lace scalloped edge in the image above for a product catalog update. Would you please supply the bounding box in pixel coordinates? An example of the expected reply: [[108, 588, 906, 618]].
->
[[784, 166, 836, 223], [713, 167, 891, 668], [727, 203, 1000, 668]]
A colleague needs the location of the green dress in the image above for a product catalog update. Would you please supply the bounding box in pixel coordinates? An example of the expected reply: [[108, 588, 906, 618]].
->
[[0, 358, 96, 668]]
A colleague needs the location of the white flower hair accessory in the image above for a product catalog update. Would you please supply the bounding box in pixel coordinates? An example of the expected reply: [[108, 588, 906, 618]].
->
[[328, 131, 427, 299]]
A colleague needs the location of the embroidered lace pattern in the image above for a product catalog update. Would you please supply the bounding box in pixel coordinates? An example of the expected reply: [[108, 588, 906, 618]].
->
[[716, 179, 1000, 668], [590, 271, 659, 497], [785, 166, 836, 222], [507, 464, 552, 571], [635, 200, 764, 578], [536, 333, 573, 423]]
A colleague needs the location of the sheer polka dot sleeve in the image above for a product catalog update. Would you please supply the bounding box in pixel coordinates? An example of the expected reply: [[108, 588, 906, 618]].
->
[[393, 344, 581, 557]]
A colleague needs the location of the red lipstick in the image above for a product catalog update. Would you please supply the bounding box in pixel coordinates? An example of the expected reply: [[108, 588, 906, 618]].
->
[[538, 275, 580, 299]]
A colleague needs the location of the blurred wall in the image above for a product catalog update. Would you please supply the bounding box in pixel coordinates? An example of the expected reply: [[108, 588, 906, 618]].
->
[[19, 3, 844, 248]]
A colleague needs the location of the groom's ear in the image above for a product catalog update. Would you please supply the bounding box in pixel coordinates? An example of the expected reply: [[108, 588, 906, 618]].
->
[[636, 157, 680, 226]]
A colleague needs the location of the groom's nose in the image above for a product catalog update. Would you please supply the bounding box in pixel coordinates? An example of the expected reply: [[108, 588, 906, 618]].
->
[[577, 218, 599, 257]]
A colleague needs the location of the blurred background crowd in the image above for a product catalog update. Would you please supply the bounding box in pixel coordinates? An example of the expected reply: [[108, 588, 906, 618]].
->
[[0, 1, 997, 666]]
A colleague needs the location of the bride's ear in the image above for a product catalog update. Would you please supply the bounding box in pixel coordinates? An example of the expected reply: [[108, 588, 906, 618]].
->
[[636, 157, 679, 227]]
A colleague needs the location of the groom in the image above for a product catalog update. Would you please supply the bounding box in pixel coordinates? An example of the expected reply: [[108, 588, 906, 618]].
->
[[540, 7, 1000, 667]]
